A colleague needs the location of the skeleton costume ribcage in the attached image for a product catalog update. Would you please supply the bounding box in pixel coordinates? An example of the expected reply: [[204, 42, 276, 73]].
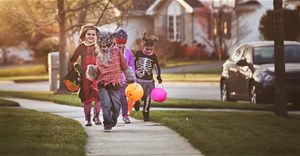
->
[[134, 50, 160, 81], [136, 57, 154, 78]]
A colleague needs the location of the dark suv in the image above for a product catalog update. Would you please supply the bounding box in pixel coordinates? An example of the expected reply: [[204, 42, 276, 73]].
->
[[220, 41, 300, 105]]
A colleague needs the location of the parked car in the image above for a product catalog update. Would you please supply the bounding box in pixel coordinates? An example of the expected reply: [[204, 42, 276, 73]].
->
[[220, 41, 300, 105]]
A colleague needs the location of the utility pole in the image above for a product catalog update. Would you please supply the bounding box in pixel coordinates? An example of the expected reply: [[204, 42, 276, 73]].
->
[[218, 8, 223, 60], [273, 0, 287, 117]]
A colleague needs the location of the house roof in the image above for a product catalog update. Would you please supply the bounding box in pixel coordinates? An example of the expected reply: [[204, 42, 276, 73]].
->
[[236, 0, 261, 6], [146, 0, 205, 15], [131, 0, 156, 11], [116, 0, 155, 15]]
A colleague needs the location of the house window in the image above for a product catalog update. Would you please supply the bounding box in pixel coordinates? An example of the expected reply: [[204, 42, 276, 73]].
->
[[167, 1, 182, 42], [168, 15, 181, 41]]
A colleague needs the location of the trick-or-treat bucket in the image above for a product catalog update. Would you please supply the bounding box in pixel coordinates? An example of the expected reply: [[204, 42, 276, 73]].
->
[[125, 82, 144, 102], [151, 84, 167, 102]]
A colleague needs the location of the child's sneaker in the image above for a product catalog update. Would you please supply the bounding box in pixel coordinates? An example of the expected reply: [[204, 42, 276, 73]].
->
[[104, 126, 112, 132], [122, 116, 131, 124], [93, 113, 102, 125], [85, 114, 92, 126], [85, 121, 92, 126], [143, 111, 150, 122]]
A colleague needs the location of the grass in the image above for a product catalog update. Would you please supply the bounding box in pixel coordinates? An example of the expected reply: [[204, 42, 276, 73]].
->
[[1, 91, 300, 155], [2, 62, 300, 155], [1, 90, 300, 112], [0, 64, 47, 77], [131, 111, 300, 156], [0, 91, 82, 107], [0, 100, 86, 156], [0, 99, 20, 107]]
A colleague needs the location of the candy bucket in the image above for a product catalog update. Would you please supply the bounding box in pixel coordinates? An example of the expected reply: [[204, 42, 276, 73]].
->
[[151, 84, 167, 102]]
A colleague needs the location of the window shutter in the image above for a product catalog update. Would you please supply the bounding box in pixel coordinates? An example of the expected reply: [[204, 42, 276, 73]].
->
[[207, 12, 213, 40], [163, 15, 169, 40], [180, 14, 185, 41]]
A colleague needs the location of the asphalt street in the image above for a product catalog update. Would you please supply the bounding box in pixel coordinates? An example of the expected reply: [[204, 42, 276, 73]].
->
[[0, 80, 220, 100], [0, 61, 223, 100]]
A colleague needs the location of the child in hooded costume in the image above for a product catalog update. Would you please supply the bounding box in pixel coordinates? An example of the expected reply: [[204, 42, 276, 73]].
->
[[113, 29, 135, 124], [134, 32, 163, 121], [69, 24, 102, 126], [86, 30, 135, 132]]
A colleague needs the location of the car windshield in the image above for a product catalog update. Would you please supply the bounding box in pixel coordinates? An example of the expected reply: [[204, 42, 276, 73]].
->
[[253, 45, 300, 64]]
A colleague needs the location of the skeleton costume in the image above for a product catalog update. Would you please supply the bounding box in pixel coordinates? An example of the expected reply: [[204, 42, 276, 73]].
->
[[86, 30, 135, 132], [69, 24, 101, 126], [134, 32, 162, 121]]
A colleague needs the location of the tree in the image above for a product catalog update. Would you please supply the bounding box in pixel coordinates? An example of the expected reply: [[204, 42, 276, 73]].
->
[[273, 0, 288, 117], [260, 9, 300, 41], [0, 1, 33, 65], [198, 3, 251, 59], [1, 0, 130, 93]]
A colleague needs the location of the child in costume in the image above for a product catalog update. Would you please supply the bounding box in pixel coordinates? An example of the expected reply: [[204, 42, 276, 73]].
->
[[69, 24, 102, 126], [86, 30, 135, 132], [134, 31, 162, 121], [113, 29, 135, 124]]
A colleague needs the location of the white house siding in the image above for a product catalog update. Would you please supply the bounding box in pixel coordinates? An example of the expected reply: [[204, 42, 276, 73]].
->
[[121, 16, 154, 50], [153, 0, 169, 36], [184, 13, 194, 44]]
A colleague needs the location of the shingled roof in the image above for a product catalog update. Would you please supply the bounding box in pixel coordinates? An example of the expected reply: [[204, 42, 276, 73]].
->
[[131, 0, 156, 11], [184, 0, 205, 8]]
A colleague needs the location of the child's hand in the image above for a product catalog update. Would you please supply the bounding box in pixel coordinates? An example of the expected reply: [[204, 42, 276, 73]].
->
[[127, 80, 134, 84], [74, 63, 83, 75], [157, 76, 162, 83]]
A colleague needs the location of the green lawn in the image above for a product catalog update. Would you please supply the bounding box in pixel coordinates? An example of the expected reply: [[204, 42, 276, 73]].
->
[[1, 91, 300, 155], [2, 90, 300, 111], [132, 111, 300, 156], [0, 100, 86, 156], [0, 99, 20, 107], [1, 62, 300, 155], [0, 64, 47, 77]]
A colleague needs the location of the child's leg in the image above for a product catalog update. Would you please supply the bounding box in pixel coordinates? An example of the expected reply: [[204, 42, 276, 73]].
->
[[142, 80, 154, 121], [119, 84, 128, 117], [109, 89, 122, 127], [99, 87, 113, 130], [93, 100, 102, 125], [84, 102, 92, 126], [143, 95, 151, 121]]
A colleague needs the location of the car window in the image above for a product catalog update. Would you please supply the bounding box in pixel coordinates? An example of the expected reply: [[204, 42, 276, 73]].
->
[[253, 45, 300, 64], [231, 46, 244, 62], [285, 45, 300, 63], [242, 46, 251, 62], [253, 46, 274, 64]]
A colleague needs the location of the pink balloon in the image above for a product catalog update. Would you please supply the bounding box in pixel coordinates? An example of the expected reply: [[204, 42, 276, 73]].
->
[[151, 87, 167, 102]]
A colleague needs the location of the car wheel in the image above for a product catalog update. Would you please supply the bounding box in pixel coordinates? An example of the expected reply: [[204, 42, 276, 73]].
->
[[221, 81, 234, 102], [249, 82, 261, 104]]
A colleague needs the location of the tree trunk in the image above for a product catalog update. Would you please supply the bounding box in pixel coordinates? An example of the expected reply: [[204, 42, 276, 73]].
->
[[273, 0, 287, 117], [2, 47, 8, 65], [56, 0, 69, 94]]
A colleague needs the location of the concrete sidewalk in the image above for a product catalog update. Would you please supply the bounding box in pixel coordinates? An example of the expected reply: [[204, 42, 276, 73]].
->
[[5, 98, 203, 156]]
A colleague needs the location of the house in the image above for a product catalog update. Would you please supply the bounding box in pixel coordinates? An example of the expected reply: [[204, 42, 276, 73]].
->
[[118, 0, 274, 56]]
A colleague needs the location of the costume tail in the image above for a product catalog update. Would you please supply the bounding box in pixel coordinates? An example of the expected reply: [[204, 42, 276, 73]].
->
[[127, 100, 135, 115]]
